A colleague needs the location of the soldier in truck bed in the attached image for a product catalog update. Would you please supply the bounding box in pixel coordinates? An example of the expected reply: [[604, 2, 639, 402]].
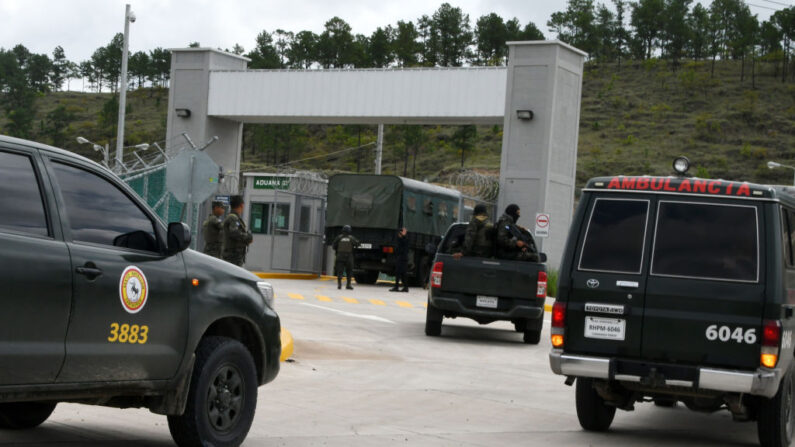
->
[[463, 204, 495, 258], [332, 225, 360, 290], [496, 204, 539, 262]]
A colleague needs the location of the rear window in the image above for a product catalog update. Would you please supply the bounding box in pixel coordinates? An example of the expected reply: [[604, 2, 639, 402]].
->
[[579, 198, 649, 274], [651, 201, 758, 282], [439, 225, 466, 254]]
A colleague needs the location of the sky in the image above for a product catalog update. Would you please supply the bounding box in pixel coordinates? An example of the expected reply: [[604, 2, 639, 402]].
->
[[0, 0, 783, 63]]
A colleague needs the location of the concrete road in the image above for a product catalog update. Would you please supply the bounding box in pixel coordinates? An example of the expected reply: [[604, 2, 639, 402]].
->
[[1, 278, 761, 446]]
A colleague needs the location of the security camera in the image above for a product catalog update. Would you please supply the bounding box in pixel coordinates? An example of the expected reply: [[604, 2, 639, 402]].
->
[[128, 11, 136, 23]]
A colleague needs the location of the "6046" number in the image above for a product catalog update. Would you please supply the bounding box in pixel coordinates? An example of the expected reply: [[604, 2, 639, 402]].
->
[[705, 325, 756, 344]]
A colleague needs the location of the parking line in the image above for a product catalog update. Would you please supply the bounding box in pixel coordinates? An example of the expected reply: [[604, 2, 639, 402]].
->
[[287, 293, 305, 300], [396, 301, 413, 308], [369, 299, 386, 306], [342, 296, 359, 304], [315, 295, 333, 302]]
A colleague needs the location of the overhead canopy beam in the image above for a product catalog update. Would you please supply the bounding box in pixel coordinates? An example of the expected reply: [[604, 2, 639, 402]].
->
[[207, 67, 507, 125]]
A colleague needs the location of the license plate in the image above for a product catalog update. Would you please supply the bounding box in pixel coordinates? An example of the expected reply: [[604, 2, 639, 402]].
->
[[584, 316, 626, 341], [476, 295, 498, 309], [359, 243, 372, 249]]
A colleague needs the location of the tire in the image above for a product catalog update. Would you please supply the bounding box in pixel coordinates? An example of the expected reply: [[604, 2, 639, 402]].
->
[[575, 378, 616, 432], [168, 336, 258, 447], [514, 320, 527, 333], [425, 301, 443, 337], [0, 402, 56, 429], [409, 256, 430, 288], [523, 329, 541, 344], [354, 271, 379, 285], [758, 368, 795, 447]]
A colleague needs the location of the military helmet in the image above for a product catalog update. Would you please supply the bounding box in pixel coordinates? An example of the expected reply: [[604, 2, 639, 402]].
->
[[342, 225, 352, 234]]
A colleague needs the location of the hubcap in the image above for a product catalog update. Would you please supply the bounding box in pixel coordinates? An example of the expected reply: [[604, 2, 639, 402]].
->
[[206, 364, 245, 432]]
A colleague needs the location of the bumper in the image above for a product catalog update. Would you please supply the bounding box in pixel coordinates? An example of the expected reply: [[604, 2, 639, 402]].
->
[[259, 311, 281, 386], [549, 350, 781, 398], [430, 294, 544, 321]]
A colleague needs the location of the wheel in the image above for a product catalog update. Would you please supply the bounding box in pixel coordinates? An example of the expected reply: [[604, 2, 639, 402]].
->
[[575, 378, 616, 431], [758, 368, 795, 447], [409, 256, 430, 287], [513, 320, 527, 333], [354, 271, 379, 285], [0, 402, 56, 429], [168, 336, 258, 447], [523, 329, 541, 344], [425, 301, 443, 337]]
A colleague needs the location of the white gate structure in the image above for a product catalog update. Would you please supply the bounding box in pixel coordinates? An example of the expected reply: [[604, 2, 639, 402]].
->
[[165, 41, 586, 268]]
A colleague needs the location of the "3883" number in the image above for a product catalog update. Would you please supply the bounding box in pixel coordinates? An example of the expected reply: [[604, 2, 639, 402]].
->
[[705, 325, 756, 344], [108, 323, 149, 344]]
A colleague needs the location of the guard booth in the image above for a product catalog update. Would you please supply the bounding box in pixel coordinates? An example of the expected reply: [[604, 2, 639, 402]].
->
[[242, 172, 328, 274]]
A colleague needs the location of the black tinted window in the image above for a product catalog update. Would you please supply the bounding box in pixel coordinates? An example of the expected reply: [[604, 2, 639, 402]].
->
[[579, 199, 649, 273], [439, 225, 467, 254], [652, 202, 758, 282], [52, 162, 157, 252], [0, 151, 48, 237]]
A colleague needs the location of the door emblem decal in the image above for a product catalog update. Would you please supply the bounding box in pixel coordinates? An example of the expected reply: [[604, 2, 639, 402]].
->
[[119, 266, 148, 314], [586, 279, 600, 289]]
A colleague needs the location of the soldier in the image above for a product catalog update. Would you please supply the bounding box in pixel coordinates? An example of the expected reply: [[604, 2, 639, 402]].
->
[[390, 227, 409, 292], [221, 195, 253, 267], [332, 225, 359, 290], [496, 204, 539, 262], [462, 204, 494, 258], [202, 201, 225, 258]]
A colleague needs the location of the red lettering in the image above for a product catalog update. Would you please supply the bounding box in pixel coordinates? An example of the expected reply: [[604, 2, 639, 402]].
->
[[621, 177, 636, 189], [693, 180, 707, 193], [726, 183, 734, 195], [636, 178, 649, 190], [607, 177, 621, 189], [663, 178, 677, 191], [678, 179, 692, 192], [651, 178, 664, 191], [736, 183, 751, 196], [708, 180, 721, 194]]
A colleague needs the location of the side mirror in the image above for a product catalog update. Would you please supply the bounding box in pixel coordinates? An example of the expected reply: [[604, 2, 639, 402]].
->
[[167, 222, 192, 254], [539, 252, 548, 263]]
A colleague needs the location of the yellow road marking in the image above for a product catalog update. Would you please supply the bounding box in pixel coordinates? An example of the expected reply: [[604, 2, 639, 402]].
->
[[287, 293, 305, 300], [423, 302, 427, 308], [396, 301, 413, 308], [342, 296, 359, 304], [315, 295, 333, 302], [369, 299, 386, 306]]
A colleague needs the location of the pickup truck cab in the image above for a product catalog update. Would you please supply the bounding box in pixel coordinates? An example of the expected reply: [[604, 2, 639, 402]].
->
[[0, 135, 280, 447], [550, 159, 795, 447], [426, 223, 548, 343]]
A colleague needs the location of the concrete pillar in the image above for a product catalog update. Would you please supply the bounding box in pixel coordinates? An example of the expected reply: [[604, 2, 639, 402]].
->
[[166, 48, 249, 190], [498, 41, 586, 271]]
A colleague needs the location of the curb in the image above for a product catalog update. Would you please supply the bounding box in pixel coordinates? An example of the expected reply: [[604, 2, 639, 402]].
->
[[253, 272, 319, 280], [280, 327, 294, 362]]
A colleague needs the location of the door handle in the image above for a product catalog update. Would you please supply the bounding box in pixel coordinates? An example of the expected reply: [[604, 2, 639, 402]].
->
[[76, 265, 103, 279], [616, 280, 639, 289]]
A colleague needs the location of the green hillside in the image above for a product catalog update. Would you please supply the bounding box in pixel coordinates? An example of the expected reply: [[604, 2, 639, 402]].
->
[[3, 60, 794, 189]]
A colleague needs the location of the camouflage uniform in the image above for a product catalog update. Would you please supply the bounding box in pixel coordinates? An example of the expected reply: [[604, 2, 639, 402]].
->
[[221, 212, 253, 267], [496, 213, 539, 262], [332, 232, 360, 289], [202, 214, 223, 258], [463, 214, 494, 258]]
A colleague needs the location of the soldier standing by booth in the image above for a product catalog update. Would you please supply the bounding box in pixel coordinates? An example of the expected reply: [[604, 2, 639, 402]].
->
[[332, 225, 359, 290], [222, 195, 253, 266], [202, 201, 225, 258]]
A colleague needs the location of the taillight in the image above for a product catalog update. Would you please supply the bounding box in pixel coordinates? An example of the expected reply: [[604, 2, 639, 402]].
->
[[761, 319, 782, 368], [537, 271, 547, 298], [431, 262, 443, 288], [382, 246, 394, 254], [551, 301, 566, 348]]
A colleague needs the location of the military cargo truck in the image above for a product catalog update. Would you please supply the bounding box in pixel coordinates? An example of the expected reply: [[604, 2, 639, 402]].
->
[[325, 174, 462, 286]]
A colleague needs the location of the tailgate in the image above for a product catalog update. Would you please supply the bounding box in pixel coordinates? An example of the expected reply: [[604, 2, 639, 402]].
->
[[439, 255, 541, 299]]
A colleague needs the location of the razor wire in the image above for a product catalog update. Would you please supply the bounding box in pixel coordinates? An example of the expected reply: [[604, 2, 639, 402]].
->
[[447, 169, 500, 203]]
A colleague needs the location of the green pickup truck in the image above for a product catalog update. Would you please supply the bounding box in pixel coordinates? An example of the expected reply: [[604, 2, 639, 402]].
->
[[0, 135, 281, 447]]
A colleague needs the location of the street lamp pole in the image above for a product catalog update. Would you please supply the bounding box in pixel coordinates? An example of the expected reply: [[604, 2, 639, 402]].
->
[[115, 4, 134, 172], [767, 161, 795, 186]]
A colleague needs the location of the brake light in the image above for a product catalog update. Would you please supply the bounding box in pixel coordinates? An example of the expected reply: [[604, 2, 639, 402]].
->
[[551, 301, 566, 348], [382, 246, 394, 254], [537, 271, 547, 298], [431, 262, 443, 288], [761, 319, 782, 368]]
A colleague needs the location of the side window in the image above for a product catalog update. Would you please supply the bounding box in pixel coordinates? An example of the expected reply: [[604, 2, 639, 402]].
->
[[299, 205, 311, 233], [782, 209, 793, 268], [250, 203, 270, 234], [651, 201, 758, 282], [0, 151, 49, 237], [273, 203, 290, 234], [787, 210, 795, 268], [579, 198, 649, 274], [52, 162, 158, 252], [439, 225, 467, 254]]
